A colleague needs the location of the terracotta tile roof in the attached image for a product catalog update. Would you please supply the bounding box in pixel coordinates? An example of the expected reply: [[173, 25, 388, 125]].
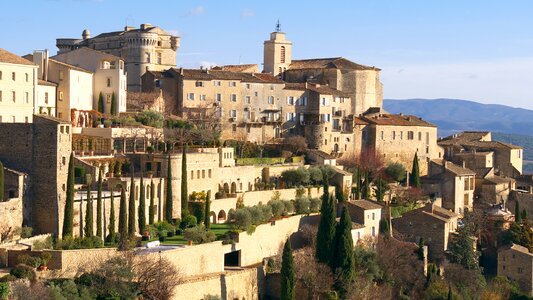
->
[[352, 222, 365, 229], [284, 82, 348, 96], [0, 48, 35, 66], [175, 68, 284, 83], [289, 57, 380, 71], [431, 159, 476, 176], [484, 176, 515, 185], [212, 64, 258, 73], [355, 114, 436, 127], [38, 79, 57, 86], [49, 58, 93, 74], [351, 199, 382, 210]]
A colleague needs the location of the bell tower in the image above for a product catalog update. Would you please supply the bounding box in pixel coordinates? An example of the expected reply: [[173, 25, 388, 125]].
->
[[263, 20, 292, 79]]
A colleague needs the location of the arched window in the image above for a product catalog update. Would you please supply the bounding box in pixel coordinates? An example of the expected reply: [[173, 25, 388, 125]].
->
[[145, 52, 151, 63], [280, 46, 286, 63]]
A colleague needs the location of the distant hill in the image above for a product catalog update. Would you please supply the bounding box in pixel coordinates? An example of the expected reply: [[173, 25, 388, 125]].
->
[[383, 98, 533, 137], [383, 98, 533, 174]]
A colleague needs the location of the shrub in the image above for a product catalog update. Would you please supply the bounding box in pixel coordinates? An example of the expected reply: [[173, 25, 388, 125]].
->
[[282, 200, 294, 215], [149, 221, 176, 237], [159, 236, 166, 242], [189, 201, 205, 224], [183, 225, 216, 244], [0, 274, 16, 282], [295, 186, 306, 198], [32, 236, 53, 250], [281, 167, 310, 187], [232, 209, 252, 231], [386, 162, 407, 183], [167, 231, 175, 237], [26, 256, 42, 268], [248, 206, 264, 225], [135, 110, 165, 128], [0, 282, 8, 300], [180, 215, 197, 229], [295, 197, 311, 214], [20, 226, 33, 238], [260, 203, 273, 221], [10, 264, 36, 281], [309, 198, 321, 213], [268, 200, 285, 218], [227, 209, 236, 222], [308, 167, 323, 185]]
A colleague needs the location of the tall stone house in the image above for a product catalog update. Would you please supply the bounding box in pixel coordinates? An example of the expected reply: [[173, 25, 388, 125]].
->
[[56, 23, 179, 91], [498, 244, 533, 296]]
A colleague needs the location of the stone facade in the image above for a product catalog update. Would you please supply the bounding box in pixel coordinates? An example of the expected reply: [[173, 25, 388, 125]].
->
[[56, 24, 179, 91], [342, 200, 382, 238], [0, 48, 38, 123], [0, 115, 71, 235], [498, 244, 533, 296]]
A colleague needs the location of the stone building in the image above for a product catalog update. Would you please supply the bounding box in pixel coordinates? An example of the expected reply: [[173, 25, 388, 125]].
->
[[56, 24, 179, 91], [439, 131, 523, 178], [421, 159, 476, 215], [36, 79, 57, 116], [0, 48, 38, 123], [52, 47, 128, 114], [342, 199, 382, 239], [498, 244, 533, 296], [392, 203, 459, 260], [0, 115, 71, 235]]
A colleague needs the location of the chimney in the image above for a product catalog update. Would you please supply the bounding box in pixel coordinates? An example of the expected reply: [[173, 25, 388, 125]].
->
[[140, 23, 153, 30], [124, 26, 134, 31], [462, 161, 466, 168], [179, 68, 184, 75], [305, 82, 308, 89], [399, 113, 404, 116], [442, 160, 448, 169]]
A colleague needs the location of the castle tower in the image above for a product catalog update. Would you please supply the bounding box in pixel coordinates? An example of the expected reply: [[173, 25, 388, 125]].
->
[[263, 21, 292, 79]]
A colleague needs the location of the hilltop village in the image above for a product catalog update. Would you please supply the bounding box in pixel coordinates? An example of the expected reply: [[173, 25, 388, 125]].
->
[[1, 23, 533, 299]]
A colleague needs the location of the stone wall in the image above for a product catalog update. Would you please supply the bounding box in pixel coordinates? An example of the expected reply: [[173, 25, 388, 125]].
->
[[0, 198, 23, 241]]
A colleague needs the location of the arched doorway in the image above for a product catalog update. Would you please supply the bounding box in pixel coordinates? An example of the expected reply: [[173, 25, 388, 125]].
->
[[223, 183, 230, 194], [334, 143, 339, 152], [231, 182, 237, 193], [218, 210, 227, 222], [210, 211, 217, 224]]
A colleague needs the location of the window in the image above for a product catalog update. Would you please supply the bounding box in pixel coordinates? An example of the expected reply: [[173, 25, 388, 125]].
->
[[59, 71, 64, 80], [287, 96, 294, 105], [246, 83, 251, 89], [464, 193, 469, 206], [157, 52, 162, 64], [372, 212, 375, 220], [195, 81, 204, 87], [216, 93, 222, 102], [408, 131, 414, 140], [25, 116, 29, 123], [400, 131, 403, 140], [231, 94, 237, 102], [12, 91, 15, 102], [254, 91, 258, 97], [418, 132, 422, 141], [280, 46, 286, 63], [0, 71, 2, 80], [191, 170, 194, 179], [230, 110, 237, 118], [187, 93, 195, 101], [59, 91, 64, 101], [286, 112, 295, 122], [245, 96, 251, 103], [107, 77, 111, 87], [232, 124, 237, 132], [208, 169, 212, 178], [44, 92, 49, 104], [321, 98, 327, 106], [229, 81, 236, 87], [0, 91, 2, 102], [214, 81, 221, 86], [145, 52, 151, 63], [268, 96, 274, 104], [24, 92, 29, 103], [200, 94, 206, 101], [11, 72, 15, 81], [300, 96, 307, 106], [392, 131, 396, 140], [11, 116, 15, 122], [25, 73, 29, 82], [380, 131, 384, 140], [426, 132, 430, 144], [106, 94, 112, 104]]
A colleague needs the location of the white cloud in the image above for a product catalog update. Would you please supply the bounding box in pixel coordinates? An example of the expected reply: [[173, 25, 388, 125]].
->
[[241, 9, 254, 18], [186, 5, 205, 16], [381, 57, 533, 110]]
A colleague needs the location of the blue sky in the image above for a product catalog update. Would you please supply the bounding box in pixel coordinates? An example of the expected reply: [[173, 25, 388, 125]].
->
[[2, 0, 533, 109]]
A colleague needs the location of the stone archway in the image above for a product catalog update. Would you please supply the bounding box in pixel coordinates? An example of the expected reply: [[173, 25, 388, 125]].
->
[[210, 211, 217, 224], [223, 183, 230, 194], [231, 182, 237, 194], [218, 210, 227, 222]]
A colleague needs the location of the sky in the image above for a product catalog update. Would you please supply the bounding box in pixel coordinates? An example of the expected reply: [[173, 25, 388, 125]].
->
[[1, 0, 533, 109]]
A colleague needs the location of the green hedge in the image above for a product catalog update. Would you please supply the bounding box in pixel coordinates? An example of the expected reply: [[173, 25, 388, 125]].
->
[[236, 157, 285, 165]]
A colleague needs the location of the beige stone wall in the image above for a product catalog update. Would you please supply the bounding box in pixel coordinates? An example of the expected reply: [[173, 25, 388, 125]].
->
[[498, 247, 533, 296], [0, 198, 23, 241], [35, 83, 56, 116], [263, 32, 292, 77], [0, 62, 37, 123]]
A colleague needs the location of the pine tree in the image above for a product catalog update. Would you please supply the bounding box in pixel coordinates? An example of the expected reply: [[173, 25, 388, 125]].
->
[[62, 152, 75, 238], [118, 187, 127, 242], [98, 92, 104, 113], [181, 144, 188, 216], [0, 160, 4, 202], [149, 179, 155, 225], [138, 176, 146, 234], [332, 207, 355, 295], [165, 154, 173, 222], [107, 189, 116, 242], [316, 183, 335, 263], [447, 226, 478, 270], [204, 190, 211, 229], [111, 92, 117, 115], [128, 171, 136, 237], [410, 152, 421, 188], [280, 239, 295, 300], [85, 178, 94, 238], [96, 168, 103, 240], [515, 202, 522, 223]]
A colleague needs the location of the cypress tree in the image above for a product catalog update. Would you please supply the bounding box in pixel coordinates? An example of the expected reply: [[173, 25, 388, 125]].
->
[[107, 189, 116, 242], [181, 144, 188, 216], [204, 190, 211, 229], [111, 92, 117, 115], [97, 92, 104, 113], [62, 152, 75, 238], [128, 172, 136, 237], [522, 208, 528, 221], [0, 160, 4, 202], [335, 185, 345, 202], [447, 285, 453, 300], [96, 168, 103, 240], [379, 218, 390, 236], [515, 202, 522, 223], [85, 178, 93, 237], [280, 239, 295, 300], [332, 207, 355, 295], [316, 183, 335, 263], [149, 179, 155, 225], [118, 187, 127, 242], [138, 175, 146, 234], [165, 154, 173, 222], [410, 152, 421, 188]]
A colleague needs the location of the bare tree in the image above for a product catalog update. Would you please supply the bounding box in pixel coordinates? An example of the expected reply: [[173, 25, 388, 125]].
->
[[133, 253, 184, 300], [294, 247, 334, 300]]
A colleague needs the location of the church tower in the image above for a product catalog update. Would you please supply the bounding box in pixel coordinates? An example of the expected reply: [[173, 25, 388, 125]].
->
[[263, 21, 292, 78]]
